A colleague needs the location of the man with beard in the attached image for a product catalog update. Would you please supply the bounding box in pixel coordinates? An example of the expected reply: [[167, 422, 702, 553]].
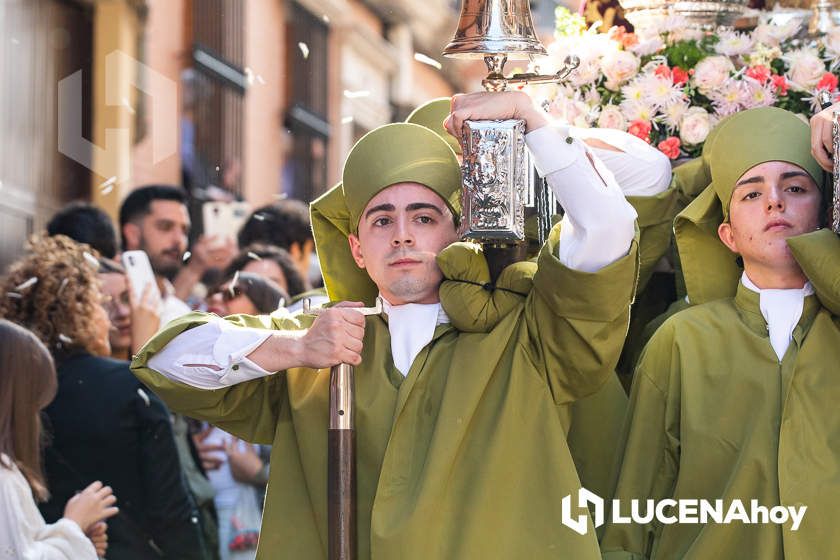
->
[[119, 185, 195, 324]]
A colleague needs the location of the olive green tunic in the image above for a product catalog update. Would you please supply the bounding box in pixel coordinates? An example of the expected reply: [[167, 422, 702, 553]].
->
[[561, 185, 679, 509], [132, 230, 639, 560], [601, 282, 840, 559]]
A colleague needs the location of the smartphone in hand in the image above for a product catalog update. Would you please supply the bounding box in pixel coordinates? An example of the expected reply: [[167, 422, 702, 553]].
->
[[203, 201, 250, 248], [121, 250, 161, 303]]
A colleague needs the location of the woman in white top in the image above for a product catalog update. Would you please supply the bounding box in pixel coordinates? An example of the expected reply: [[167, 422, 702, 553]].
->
[[0, 319, 118, 559]]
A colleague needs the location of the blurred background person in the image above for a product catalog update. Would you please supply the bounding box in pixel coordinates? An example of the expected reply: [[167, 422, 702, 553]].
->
[[118, 185, 235, 325], [98, 257, 162, 360], [0, 234, 210, 559], [206, 272, 288, 318], [47, 202, 120, 261], [223, 244, 305, 297], [0, 319, 118, 559], [237, 199, 318, 287]]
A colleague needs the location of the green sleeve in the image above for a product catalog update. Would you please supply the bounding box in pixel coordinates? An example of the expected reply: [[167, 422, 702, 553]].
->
[[524, 222, 640, 404], [627, 186, 679, 295], [787, 228, 840, 315], [130, 311, 303, 444], [600, 322, 681, 559]]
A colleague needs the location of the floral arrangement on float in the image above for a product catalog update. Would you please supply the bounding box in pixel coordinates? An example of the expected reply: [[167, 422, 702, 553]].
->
[[526, 8, 840, 159]]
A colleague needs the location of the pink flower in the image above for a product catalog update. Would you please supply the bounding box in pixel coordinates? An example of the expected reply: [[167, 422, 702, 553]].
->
[[679, 107, 712, 145], [600, 50, 641, 90], [692, 56, 735, 95], [745, 65, 772, 83], [816, 72, 839, 92], [628, 119, 652, 143], [658, 136, 681, 159], [771, 74, 788, 95], [654, 64, 671, 79]]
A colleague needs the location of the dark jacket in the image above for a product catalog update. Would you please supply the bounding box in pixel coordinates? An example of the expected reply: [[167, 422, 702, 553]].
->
[[39, 352, 209, 559]]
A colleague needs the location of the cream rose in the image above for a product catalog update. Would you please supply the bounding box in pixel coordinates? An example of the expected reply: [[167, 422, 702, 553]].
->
[[600, 50, 640, 90], [597, 105, 627, 130], [679, 107, 712, 145], [785, 48, 826, 90], [692, 56, 735, 96], [827, 27, 840, 56]]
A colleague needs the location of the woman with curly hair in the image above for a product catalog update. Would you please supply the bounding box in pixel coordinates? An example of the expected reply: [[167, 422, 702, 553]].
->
[[0, 235, 209, 560], [0, 319, 118, 559]]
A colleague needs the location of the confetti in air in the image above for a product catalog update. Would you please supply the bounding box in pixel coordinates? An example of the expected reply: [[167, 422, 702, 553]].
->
[[414, 53, 442, 69], [229, 271, 240, 299], [298, 42, 310, 59], [99, 176, 117, 195], [273, 192, 288, 200], [341, 116, 354, 125], [256, 74, 266, 85], [245, 67, 255, 86], [15, 277, 38, 291], [322, 14, 330, 23], [247, 252, 262, 261], [182, 251, 192, 262], [83, 252, 100, 269], [58, 334, 74, 345], [57, 278, 69, 295], [215, 165, 220, 171], [253, 213, 266, 221], [6, 292, 22, 299], [137, 388, 151, 407], [343, 90, 371, 99]]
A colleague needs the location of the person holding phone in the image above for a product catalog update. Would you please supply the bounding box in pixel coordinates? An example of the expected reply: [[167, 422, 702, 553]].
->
[[0, 235, 209, 560]]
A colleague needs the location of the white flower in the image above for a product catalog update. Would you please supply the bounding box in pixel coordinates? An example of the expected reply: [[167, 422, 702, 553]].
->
[[679, 107, 712, 145], [752, 20, 801, 47], [662, 100, 689, 129], [597, 105, 627, 130], [670, 28, 704, 42], [655, 14, 690, 34], [636, 73, 685, 108], [692, 56, 735, 95], [784, 48, 826, 91], [745, 43, 783, 67], [709, 78, 748, 116], [553, 97, 595, 127], [742, 79, 777, 109], [826, 27, 840, 58], [569, 54, 603, 87], [621, 80, 646, 103], [628, 35, 665, 57], [714, 31, 754, 56], [600, 49, 640, 90], [620, 99, 655, 122], [582, 87, 602, 109]]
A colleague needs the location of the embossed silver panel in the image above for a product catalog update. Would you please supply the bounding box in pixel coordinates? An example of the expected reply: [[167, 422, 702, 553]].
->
[[459, 119, 529, 241]]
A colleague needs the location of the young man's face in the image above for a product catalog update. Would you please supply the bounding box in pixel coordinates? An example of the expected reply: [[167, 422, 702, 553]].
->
[[124, 200, 190, 279], [348, 182, 459, 305], [718, 161, 822, 276]]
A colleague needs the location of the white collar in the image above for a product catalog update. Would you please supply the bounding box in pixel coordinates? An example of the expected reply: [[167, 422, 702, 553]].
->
[[741, 273, 814, 362], [380, 296, 449, 377]]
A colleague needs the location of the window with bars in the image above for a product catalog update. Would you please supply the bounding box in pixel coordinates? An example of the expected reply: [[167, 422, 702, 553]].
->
[[284, 2, 330, 203]]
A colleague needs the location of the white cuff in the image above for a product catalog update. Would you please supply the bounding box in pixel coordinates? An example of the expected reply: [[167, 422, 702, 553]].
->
[[525, 124, 581, 177]]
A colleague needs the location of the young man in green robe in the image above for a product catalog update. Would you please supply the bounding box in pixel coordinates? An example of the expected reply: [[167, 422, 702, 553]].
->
[[131, 91, 640, 559], [601, 107, 840, 559], [407, 96, 675, 509]]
